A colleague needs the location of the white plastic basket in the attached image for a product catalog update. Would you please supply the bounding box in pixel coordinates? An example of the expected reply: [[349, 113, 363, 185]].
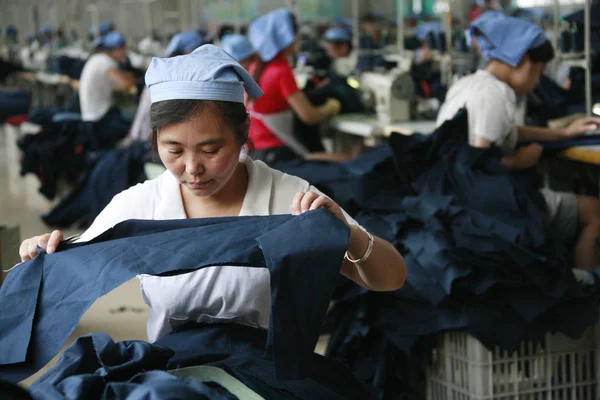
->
[[426, 326, 600, 400]]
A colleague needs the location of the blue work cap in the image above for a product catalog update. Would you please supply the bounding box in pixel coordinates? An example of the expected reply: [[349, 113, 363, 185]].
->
[[99, 21, 114, 37], [164, 31, 204, 57], [40, 25, 53, 35], [145, 44, 263, 104], [415, 22, 441, 42], [472, 13, 548, 66], [101, 31, 126, 50], [334, 16, 353, 28], [465, 11, 505, 47], [324, 27, 352, 43], [221, 34, 255, 62], [248, 8, 296, 63]]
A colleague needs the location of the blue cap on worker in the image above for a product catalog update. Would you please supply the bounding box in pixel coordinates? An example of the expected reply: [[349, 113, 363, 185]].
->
[[99, 21, 114, 37], [145, 44, 263, 104], [465, 11, 505, 47], [221, 34, 255, 62], [248, 8, 296, 63], [415, 22, 441, 42], [324, 27, 352, 43], [164, 31, 204, 57], [101, 31, 126, 50], [471, 13, 547, 66], [40, 24, 53, 35], [334, 16, 353, 28]]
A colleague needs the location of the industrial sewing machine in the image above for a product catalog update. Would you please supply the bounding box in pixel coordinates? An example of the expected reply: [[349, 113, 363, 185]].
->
[[358, 67, 415, 125]]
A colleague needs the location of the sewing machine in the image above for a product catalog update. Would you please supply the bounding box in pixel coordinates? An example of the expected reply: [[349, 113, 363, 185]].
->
[[358, 69, 415, 125]]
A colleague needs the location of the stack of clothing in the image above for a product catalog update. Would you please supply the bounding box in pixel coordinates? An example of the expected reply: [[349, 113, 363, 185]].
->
[[273, 110, 600, 397]]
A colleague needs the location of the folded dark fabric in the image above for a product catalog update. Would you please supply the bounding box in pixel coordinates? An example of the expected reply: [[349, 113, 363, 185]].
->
[[0, 211, 349, 383]]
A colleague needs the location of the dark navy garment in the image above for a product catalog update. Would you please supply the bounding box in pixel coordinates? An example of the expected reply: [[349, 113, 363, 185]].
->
[[0, 88, 31, 122], [43, 142, 149, 228], [293, 76, 365, 153], [271, 111, 600, 398], [28, 333, 238, 400], [28, 326, 368, 400], [0, 211, 349, 383], [18, 107, 130, 200]]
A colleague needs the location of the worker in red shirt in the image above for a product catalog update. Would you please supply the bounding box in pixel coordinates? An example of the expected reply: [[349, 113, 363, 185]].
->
[[247, 8, 342, 165]]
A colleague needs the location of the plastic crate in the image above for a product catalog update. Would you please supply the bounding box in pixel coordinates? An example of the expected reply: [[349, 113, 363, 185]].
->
[[426, 327, 600, 400]]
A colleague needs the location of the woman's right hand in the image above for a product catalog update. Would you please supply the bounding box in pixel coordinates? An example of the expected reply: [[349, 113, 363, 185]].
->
[[19, 230, 64, 262]]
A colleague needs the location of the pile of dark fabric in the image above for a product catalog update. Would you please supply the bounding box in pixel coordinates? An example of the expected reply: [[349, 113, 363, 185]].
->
[[43, 142, 149, 228], [18, 108, 130, 200], [274, 110, 600, 398]]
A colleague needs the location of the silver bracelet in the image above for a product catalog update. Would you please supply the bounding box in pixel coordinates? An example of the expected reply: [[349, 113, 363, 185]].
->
[[345, 231, 374, 264]]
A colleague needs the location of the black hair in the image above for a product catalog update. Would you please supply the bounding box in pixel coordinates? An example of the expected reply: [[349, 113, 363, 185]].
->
[[526, 39, 555, 64], [252, 11, 298, 84], [218, 25, 235, 41], [150, 100, 250, 151]]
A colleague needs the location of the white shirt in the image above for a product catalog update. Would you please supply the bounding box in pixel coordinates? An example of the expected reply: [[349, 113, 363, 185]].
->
[[436, 70, 519, 155], [80, 158, 360, 342], [79, 53, 118, 122]]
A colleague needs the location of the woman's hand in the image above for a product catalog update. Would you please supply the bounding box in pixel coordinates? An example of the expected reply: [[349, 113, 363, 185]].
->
[[564, 117, 600, 138], [289, 192, 348, 227], [19, 230, 64, 262]]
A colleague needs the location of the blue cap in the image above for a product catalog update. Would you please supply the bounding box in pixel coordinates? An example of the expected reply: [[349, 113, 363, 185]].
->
[[221, 34, 255, 62], [324, 28, 352, 43], [248, 8, 296, 63], [465, 11, 504, 47], [415, 22, 441, 42], [101, 31, 126, 50], [471, 13, 548, 67], [145, 44, 263, 104], [40, 24, 53, 35], [164, 31, 204, 57], [334, 16, 353, 28], [99, 21, 114, 36]]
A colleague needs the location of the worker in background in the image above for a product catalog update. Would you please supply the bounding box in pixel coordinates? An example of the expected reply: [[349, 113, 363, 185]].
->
[[129, 30, 204, 143], [221, 34, 256, 71], [322, 27, 356, 78], [39, 25, 53, 47], [247, 8, 341, 164], [436, 14, 600, 272], [79, 31, 136, 143], [356, 12, 387, 71]]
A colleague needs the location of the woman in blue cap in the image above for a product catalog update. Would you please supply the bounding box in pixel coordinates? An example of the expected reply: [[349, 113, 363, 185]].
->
[[247, 8, 343, 164], [79, 31, 136, 130], [20, 45, 406, 337], [129, 31, 204, 142], [322, 27, 355, 77], [436, 15, 600, 271], [221, 34, 256, 71]]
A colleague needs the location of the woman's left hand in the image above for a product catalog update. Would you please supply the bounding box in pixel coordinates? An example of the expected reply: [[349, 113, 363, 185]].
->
[[290, 192, 348, 227]]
